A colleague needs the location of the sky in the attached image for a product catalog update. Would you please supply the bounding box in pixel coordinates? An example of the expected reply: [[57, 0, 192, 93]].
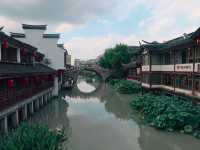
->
[[0, 0, 200, 60]]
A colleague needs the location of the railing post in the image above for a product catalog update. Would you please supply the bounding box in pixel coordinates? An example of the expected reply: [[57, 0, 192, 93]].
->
[[4, 116, 8, 133]]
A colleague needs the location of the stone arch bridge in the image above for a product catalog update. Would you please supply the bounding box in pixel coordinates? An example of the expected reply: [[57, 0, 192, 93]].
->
[[63, 64, 112, 87], [81, 64, 112, 81]]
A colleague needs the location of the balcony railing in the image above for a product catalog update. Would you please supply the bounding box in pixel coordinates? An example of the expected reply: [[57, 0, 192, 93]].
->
[[142, 63, 200, 72], [0, 81, 54, 112]]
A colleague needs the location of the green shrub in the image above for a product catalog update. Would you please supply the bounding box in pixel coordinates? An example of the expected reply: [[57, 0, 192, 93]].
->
[[108, 79, 121, 87], [130, 94, 200, 138], [108, 79, 140, 94], [0, 123, 65, 150]]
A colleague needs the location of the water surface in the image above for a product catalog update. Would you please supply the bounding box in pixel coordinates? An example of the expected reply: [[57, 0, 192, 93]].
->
[[30, 79, 200, 150]]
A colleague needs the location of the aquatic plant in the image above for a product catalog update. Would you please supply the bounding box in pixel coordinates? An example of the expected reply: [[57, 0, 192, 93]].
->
[[108, 79, 140, 94], [130, 94, 200, 138], [0, 123, 66, 150]]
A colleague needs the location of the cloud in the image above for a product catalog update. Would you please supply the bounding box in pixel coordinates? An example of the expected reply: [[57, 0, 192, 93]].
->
[[0, 0, 138, 25], [138, 0, 200, 42], [64, 34, 138, 60], [0, 16, 20, 32], [55, 23, 75, 33], [0, 0, 199, 61]]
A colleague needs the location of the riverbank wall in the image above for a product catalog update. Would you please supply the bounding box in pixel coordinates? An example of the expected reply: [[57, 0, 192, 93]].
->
[[0, 88, 54, 134]]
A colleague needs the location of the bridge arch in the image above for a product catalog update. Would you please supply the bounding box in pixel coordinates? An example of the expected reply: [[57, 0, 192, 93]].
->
[[81, 64, 112, 82], [80, 68, 103, 81]]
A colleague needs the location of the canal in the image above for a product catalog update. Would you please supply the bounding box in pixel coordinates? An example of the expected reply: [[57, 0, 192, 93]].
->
[[30, 77, 200, 150]]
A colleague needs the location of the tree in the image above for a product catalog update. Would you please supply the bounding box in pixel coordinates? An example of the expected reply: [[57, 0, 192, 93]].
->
[[99, 44, 131, 69], [99, 44, 131, 78]]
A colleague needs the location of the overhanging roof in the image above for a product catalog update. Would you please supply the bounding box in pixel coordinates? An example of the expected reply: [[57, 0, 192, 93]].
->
[[0, 31, 37, 52], [140, 28, 200, 52], [0, 62, 55, 78]]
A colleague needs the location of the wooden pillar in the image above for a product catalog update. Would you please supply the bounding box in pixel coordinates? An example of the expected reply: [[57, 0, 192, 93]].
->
[[41, 95, 44, 106], [0, 44, 1, 61], [192, 46, 196, 95], [17, 48, 21, 63], [15, 110, 19, 127], [149, 52, 152, 89], [4, 116, 8, 133], [37, 99, 40, 109], [24, 105, 28, 120], [173, 49, 176, 92], [31, 101, 34, 114]]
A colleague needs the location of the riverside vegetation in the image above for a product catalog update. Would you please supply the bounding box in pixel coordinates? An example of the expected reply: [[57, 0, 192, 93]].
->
[[107, 76, 200, 139], [130, 94, 200, 139], [0, 123, 66, 150], [109, 79, 200, 139], [108, 79, 141, 94]]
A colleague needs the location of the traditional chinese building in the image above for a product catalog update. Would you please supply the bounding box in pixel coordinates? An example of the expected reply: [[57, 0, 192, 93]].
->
[[0, 30, 56, 133], [140, 27, 200, 99], [11, 24, 69, 95]]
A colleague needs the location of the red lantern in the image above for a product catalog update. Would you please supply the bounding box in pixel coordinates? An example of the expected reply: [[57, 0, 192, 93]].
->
[[3, 40, 9, 49], [7, 79, 14, 88]]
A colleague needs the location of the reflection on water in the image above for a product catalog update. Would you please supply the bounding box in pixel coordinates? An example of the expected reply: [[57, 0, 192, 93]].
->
[[30, 80, 200, 150], [77, 80, 96, 93]]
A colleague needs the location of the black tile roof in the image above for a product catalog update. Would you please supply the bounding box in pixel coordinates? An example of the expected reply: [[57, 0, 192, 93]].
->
[[0, 62, 55, 78], [0, 32, 37, 52], [191, 27, 200, 39], [57, 43, 68, 53], [22, 24, 47, 30], [57, 44, 64, 49], [140, 27, 200, 52], [10, 32, 26, 38], [43, 34, 60, 38]]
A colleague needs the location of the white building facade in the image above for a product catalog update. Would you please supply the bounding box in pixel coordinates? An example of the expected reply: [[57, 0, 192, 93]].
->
[[11, 24, 68, 96]]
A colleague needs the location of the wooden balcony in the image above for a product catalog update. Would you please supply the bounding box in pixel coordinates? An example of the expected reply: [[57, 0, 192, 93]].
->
[[0, 81, 54, 111], [142, 63, 200, 72]]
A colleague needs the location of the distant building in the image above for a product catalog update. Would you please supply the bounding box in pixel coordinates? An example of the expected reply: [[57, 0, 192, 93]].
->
[[11, 24, 68, 93], [74, 59, 81, 67], [65, 54, 72, 68], [57, 43, 71, 68]]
